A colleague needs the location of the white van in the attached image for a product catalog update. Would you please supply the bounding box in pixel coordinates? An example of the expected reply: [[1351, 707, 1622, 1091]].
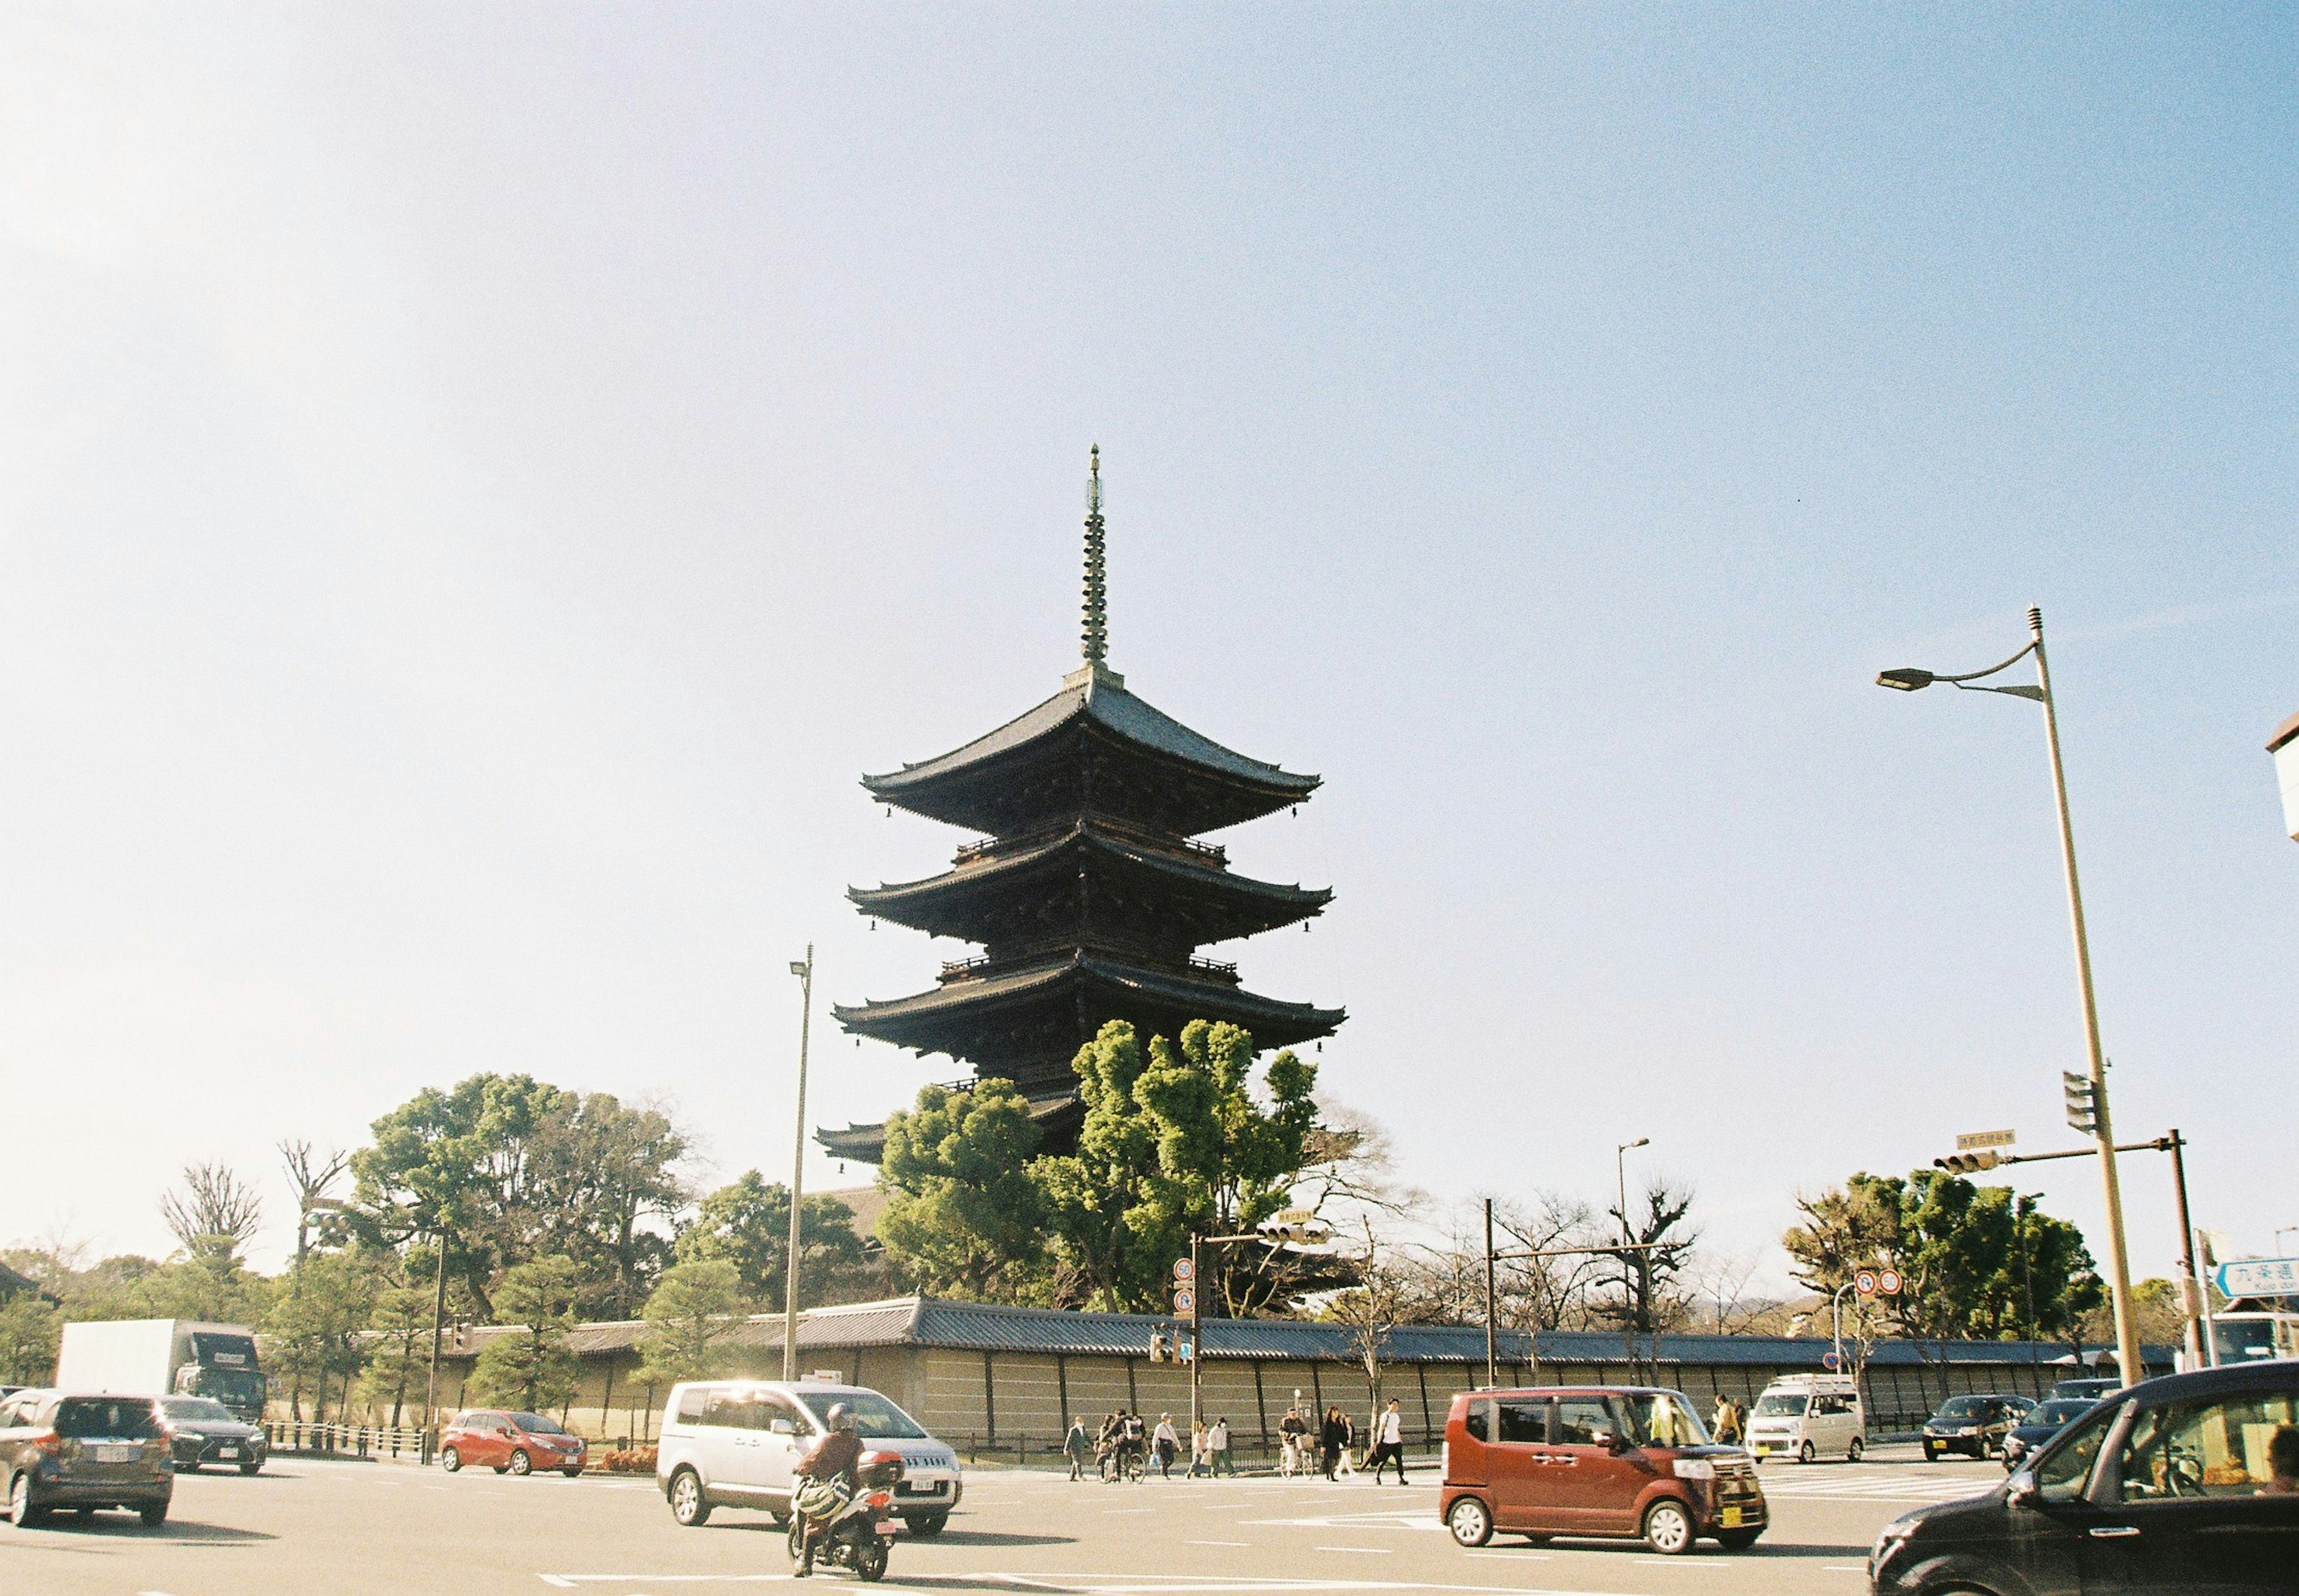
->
[[1743, 1374, 1865, 1463], [655, 1380, 964, 1535]]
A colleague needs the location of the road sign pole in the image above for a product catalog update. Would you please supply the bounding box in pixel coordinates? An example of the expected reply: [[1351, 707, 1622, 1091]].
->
[[1188, 1235, 1203, 1449]]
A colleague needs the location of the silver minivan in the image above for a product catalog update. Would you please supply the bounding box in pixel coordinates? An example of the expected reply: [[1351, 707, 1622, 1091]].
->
[[656, 1380, 963, 1536]]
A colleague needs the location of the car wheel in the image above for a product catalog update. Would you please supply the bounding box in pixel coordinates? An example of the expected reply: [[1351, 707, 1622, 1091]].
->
[[139, 1500, 170, 1529], [441, 1446, 462, 1473], [1642, 1498, 1694, 1556], [508, 1449, 532, 1477], [1718, 1528, 1762, 1551], [854, 1536, 889, 1582], [562, 1467, 583, 1479], [905, 1513, 948, 1537], [1446, 1495, 1494, 1548], [180, 1460, 202, 1474], [1922, 1442, 1939, 1462], [239, 1463, 263, 1476], [7, 1471, 44, 1528], [1847, 1437, 1865, 1463], [1798, 1440, 1816, 1464], [668, 1467, 711, 1527]]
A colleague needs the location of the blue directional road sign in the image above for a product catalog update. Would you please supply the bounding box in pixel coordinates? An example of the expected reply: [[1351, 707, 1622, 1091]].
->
[[2214, 1257, 2299, 1298]]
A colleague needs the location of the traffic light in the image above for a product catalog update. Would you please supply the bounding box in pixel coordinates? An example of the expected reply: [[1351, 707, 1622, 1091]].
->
[[1148, 1331, 1170, 1364], [1934, 1150, 2001, 1175], [2063, 1071, 2101, 1136], [1176, 1335, 1195, 1365]]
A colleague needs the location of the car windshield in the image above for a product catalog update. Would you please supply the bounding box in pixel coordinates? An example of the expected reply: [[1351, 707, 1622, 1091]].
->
[[796, 1390, 927, 1439], [508, 1412, 569, 1435], [1752, 1393, 1808, 1417], [162, 1398, 235, 1424], [1937, 1397, 1989, 1419], [2029, 1399, 2095, 1426], [55, 1397, 159, 1439], [1616, 1392, 1710, 1448]]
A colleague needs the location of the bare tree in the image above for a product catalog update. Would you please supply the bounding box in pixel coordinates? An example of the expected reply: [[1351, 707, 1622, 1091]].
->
[[1685, 1246, 1774, 1334], [1326, 1216, 1406, 1414], [279, 1141, 351, 1263], [160, 1164, 265, 1257]]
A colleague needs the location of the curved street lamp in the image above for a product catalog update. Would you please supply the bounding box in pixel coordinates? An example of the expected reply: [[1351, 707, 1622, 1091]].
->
[[1876, 606, 2142, 1388]]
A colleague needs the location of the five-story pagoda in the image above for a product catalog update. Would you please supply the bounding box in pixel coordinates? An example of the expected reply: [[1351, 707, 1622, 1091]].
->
[[824, 450, 1342, 1160]]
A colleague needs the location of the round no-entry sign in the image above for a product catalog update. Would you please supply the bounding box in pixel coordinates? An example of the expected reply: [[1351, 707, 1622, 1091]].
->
[[1822, 1351, 1841, 1370]]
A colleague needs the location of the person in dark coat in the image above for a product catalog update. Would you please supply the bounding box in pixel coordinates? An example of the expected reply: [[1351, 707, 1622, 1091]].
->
[[1319, 1406, 1348, 1479]]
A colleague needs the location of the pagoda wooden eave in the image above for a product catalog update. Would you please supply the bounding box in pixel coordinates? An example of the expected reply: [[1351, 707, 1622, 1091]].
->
[[833, 951, 1344, 1060], [848, 822, 1331, 943], [862, 669, 1318, 836]]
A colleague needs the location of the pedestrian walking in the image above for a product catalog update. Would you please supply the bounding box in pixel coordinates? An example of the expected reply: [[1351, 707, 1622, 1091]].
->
[[1064, 1415, 1092, 1482], [1188, 1422, 1211, 1479], [1152, 1414, 1179, 1479], [1319, 1406, 1347, 1479], [1369, 1398, 1408, 1483], [1210, 1416, 1232, 1477], [1334, 1410, 1358, 1479]]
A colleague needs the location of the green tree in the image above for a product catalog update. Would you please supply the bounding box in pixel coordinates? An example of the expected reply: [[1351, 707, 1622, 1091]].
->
[[1784, 1170, 2103, 1343], [263, 1250, 377, 1423], [470, 1255, 581, 1413], [528, 1093, 690, 1320], [633, 1259, 745, 1388], [876, 1079, 1050, 1301], [674, 1172, 866, 1307], [1034, 1020, 1324, 1313], [0, 1295, 62, 1385], [356, 1244, 446, 1429]]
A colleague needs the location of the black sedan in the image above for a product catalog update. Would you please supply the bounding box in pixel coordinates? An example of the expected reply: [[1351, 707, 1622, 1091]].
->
[[158, 1395, 268, 1473], [1870, 1361, 2299, 1596], [1919, 1393, 2033, 1460], [1999, 1395, 2097, 1471]]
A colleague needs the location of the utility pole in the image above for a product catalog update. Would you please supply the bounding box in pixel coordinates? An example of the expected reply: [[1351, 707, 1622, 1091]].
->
[[783, 945, 814, 1384], [1482, 1198, 1498, 1390], [423, 1221, 448, 1458], [2165, 1130, 2211, 1368]]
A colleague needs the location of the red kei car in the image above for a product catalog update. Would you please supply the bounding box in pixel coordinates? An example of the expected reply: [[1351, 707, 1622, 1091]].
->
[[438, 1410, 587, 1478], [1440, 1386, 1767, 1556]]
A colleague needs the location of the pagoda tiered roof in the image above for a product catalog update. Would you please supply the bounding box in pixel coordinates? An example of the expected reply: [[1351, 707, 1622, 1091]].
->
[[848, 817, 1331, 949], [863, 663, 1319, 837]]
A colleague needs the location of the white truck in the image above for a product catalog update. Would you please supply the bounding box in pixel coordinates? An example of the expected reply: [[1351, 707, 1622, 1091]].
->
[[55, 1319, 269, 1423]]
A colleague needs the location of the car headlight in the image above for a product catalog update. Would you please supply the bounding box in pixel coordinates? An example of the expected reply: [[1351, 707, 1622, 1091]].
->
[[1672, 1458, 1715, 1480]]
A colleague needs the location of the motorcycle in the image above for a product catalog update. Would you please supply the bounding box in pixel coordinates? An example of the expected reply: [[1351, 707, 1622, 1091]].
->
[[787, 1449, 905, 1582]]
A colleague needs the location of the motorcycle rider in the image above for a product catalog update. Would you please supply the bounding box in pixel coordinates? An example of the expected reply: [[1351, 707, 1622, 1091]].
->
[[792, 1402, 864, 1577]]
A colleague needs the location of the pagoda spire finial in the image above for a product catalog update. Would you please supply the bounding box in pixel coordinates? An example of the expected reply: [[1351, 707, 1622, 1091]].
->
[[1081, 444, 1108, 665]]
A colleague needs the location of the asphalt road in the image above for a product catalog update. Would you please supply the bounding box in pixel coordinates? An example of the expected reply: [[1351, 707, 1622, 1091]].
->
[[0, 1443, 2009, 1596]]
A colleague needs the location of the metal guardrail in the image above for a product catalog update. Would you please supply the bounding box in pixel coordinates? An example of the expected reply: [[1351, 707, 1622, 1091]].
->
[[265, 1420, 431, 1461]]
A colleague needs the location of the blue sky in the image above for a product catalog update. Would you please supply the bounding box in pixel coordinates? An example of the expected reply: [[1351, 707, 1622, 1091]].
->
[[2, 5, 2293, 1291]]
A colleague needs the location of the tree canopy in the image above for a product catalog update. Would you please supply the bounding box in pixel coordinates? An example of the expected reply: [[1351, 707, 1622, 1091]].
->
[[674, 1172, 869, 1308]]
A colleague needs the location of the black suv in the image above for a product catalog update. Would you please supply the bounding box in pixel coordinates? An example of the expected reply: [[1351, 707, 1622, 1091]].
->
[[1, 1389, 174, 1527], [157, 1395, 268, 1474], [1921, 1393, 2033, 1460], [1870, 1360, 2299, 1594]]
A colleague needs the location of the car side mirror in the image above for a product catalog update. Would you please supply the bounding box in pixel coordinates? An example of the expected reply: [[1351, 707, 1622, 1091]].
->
[[1605, 1432, 1633, 1454], [2006, 1470, 2039, 1510], [770, 1418, 795, 1435]]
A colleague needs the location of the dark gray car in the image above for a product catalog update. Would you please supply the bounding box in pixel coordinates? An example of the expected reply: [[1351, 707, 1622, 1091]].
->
[[1870, 1360, 2299, 1594], [1, 1389, 173, 1527], [158, 1395, 268, 1474]]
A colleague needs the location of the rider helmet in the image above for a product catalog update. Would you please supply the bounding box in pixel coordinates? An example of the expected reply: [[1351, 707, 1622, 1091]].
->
[[827, 1402, 856, 1433]]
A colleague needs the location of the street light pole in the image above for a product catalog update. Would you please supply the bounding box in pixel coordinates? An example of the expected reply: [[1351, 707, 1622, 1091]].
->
[[1616, 1137, 1649, 1374], [1483, 1198, 1499, 1391], [2026, 611, 2143, 1388], [1878, 608, 2141, 1388], [783, 946, 814, 1385]]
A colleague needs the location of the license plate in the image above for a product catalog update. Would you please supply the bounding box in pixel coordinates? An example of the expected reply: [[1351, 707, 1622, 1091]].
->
[[1751, 1445, 1770, 1455], [1721, 1506, 1742, 1528], [96, 1445, 140, 1463], [875, 1521, 897, 1536], [218, 1445, 240, 1458]]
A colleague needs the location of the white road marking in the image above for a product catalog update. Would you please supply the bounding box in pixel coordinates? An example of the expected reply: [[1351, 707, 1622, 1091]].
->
[[1185, 1540, 1252, 1547], [1314, 1548, 1394, 1556]]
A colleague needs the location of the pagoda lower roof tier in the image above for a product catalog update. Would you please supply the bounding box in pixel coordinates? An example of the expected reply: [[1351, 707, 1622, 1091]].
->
[[817, 1087, 1087, 1166], [832, 951, 1344, 1085], [848, 820, 1331, 947], [863, 665, 1318, 837]]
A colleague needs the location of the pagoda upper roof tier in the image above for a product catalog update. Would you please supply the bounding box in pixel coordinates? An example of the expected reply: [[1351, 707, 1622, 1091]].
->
[[833, 949, 1343, 1064], [862, 663, 1319, 836], [817, 1087, 1086, 1166], [849, 819, 1331, 946]]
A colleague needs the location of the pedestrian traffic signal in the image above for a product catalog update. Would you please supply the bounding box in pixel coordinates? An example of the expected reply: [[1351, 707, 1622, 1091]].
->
[[1934, 1150, 2001, 1174], [1148, 1330, 1171, 1364], [2063, 1071, 2101, 1136], [1177, 1336, 1194, 1364]]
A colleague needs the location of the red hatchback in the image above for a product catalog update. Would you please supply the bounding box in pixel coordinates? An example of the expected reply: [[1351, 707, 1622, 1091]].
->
[[439, 1410, 587, 1478], [1440, 1386, 1766, 1556]]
